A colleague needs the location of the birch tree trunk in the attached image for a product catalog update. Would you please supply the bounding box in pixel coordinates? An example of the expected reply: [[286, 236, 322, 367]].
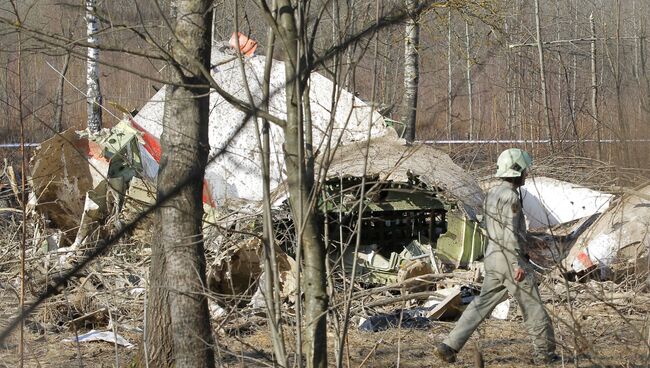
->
[[157, 0, 215, 366], [555, 0, 563, 138], [614, 0, 631, 163], [85, 0, 102, 134], [572, 0, 578, 128], [402, 0, 419, 142]]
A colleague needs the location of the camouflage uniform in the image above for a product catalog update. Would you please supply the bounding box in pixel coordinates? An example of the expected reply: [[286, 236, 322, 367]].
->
[[443, 180, 556, 358]]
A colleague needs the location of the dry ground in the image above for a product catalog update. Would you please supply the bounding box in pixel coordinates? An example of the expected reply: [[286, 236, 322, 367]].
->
[[1, 300, 647, 367]]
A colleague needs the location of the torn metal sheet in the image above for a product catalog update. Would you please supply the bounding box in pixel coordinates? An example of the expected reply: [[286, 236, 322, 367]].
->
[[322, 132, 486, 276], [133, 43, 387, 209], [564, 183, 650, 278], [30, 129, 110, 233], [343, 240, 440, 285], [521, 177, 612, 229], [30, 123, 147, 243], [436, 212, 486, 268], [70, 193, 103, 248], [323, 131, 484, 220], [63, 329, 134, 349], [521, 177, 613, 229], [481, 176, 613, 230]]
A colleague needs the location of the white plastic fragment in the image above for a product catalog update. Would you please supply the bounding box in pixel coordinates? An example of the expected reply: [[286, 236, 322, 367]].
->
[[129, 287, 145, 296], [209, 300, 226, 318], [490, 299, 510, 320], [63, 329, 134, 348]]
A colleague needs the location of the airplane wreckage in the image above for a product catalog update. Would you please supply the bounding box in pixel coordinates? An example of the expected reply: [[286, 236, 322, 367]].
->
[[15, 37, 649, 330]]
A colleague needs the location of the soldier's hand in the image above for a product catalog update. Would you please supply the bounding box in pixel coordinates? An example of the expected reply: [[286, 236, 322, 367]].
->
[[514, 267, 525, 282]]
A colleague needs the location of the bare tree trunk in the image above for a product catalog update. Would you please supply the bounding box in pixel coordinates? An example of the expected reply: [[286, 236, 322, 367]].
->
[[633, 0, 642, 136], [590, 12, 602, 160], [274, 1, 327, 367], [85, 0, 102, 134], [505, 18, 513, 140], [634, 0, 640, 83], [465, 19, 474, 140], [572, 0, 577, 129], [534, 0, 553, 149], [259, 6, 287, 366], [555, 0, 563, 139], [447, 8, 452, 142], [639, 12, 650, 110], [140, 225, 174, 368], [158, 0, 215, 366], [614, 0, 631, 164], [402, 0, 419, 142], [53, 53, 70, 133], [345, 0, 355, 91], [516, 0, 523, 142]]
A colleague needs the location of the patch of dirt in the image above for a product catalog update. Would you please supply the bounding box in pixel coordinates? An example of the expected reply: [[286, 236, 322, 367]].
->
[[214, 303, 649, 367]]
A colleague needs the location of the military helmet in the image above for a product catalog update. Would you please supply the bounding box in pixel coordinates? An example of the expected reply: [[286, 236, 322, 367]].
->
[[495, 148, 532, 178]]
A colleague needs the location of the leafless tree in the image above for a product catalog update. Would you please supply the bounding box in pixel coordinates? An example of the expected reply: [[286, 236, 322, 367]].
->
[[402, 0, 420, 142], [85, 0, 102, 133]]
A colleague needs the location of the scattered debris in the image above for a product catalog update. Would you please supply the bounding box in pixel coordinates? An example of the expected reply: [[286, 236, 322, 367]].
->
[[358, 312, 431, 332], [207, 237, 297, 307], [563, 183, 650, 279], [427, 287, 462, 320], [63, 329, 134, 349], [490, 299, 510, 320]]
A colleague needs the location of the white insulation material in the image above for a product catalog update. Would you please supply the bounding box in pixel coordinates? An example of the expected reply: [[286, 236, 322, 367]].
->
[[520, 177, 613, 229], [134, 44, 386, 207]]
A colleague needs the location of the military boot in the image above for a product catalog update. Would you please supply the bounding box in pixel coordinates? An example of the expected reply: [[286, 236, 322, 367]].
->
[[533, 352, 562, 365], [435, 343, 458, 363]]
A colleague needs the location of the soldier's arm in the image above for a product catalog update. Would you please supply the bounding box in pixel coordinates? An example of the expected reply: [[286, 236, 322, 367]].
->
[[498, 192, 529, 270]]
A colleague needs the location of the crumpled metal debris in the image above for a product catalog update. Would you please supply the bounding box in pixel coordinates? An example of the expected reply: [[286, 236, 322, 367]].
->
[[563, 184, 650, 279], [30, 129, 111, 235], [63, 329, 134, 348], [323, 132, 486, 270], [30, 122, 147, 246], [133, 45, 388, 209], [358, 312, 431, 332], [207, 238, 297, 307], [521, 176, 613, 229]]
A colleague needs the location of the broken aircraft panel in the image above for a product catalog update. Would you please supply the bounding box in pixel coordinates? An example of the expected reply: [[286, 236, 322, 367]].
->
[[563, 183, 650, 279], [133, 42, 388, 210], [30, 129, 112, 235], [482, 176, 614, 230], [319, 132, 487, 282]]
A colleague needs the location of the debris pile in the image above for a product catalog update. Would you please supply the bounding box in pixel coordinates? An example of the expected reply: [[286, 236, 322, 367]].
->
[[2, 130, 650, 359], [0, 39, 648, 360]]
